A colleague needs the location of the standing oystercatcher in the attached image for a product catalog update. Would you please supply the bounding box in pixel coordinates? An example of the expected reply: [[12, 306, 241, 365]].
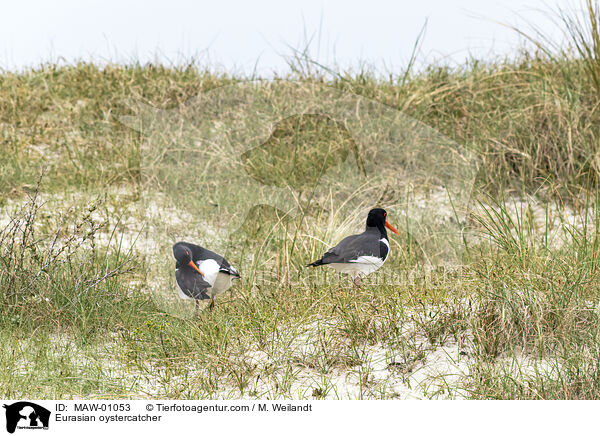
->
[[172, 242, 241, 314], [307, 208, 400, 287]]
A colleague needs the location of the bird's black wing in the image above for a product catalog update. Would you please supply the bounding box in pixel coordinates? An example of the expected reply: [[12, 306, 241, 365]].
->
[[176, 267, 212, 300], [188, 243, 241, 278], [308, 229, 386, 266]]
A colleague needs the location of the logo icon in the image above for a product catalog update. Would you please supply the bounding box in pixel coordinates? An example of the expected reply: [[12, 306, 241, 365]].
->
[[3, 402, 50, 433]]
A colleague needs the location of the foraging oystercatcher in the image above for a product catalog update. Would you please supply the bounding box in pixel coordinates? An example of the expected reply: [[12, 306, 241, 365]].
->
[[172, 242, 240, 314], [307, 208, 400, 287]]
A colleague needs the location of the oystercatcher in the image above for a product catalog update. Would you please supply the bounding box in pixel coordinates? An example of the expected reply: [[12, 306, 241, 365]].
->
[[307, 208, 400, 287], [172, 242, 241, 314]]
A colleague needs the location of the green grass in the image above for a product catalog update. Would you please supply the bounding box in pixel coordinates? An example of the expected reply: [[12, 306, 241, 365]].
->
[[5, 4, 600, 399]]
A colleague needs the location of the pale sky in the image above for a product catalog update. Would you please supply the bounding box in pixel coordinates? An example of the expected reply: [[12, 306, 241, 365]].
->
[[0, 0, 568, 75]]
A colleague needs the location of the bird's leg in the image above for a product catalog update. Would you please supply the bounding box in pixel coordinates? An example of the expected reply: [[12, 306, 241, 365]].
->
[[353, 276, 361, 289], [209, 297, 215, 311], [195, 300, 200, 317]]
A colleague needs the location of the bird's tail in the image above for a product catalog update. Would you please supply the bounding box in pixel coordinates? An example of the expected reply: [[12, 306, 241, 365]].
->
[[306, 259, 323, 267]]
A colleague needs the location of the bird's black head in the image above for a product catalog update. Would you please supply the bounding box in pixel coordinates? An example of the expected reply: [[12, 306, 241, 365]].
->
[[366, 208, 387, 228], [366, 208, 400, 235], [173, 242, 193, 266], [173, 242, 205, 276]]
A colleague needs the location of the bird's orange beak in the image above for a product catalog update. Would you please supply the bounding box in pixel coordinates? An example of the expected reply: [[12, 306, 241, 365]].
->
[[385, 221, 400, 235], [188, 260, 205, 276]]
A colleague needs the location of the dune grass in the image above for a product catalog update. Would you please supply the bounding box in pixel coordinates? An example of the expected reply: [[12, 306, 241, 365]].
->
[[4, 4, 600, 399]]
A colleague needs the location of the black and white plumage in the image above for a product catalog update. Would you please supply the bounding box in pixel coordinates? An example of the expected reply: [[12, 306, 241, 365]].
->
[[307, 208, 400, 287], [173, 241, 240, 313]]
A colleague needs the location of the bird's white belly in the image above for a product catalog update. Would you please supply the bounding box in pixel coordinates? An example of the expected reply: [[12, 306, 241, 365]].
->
[[197, 259, 220, 285], [211, 272, 235, 296], [327, 255, 385, 278]]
